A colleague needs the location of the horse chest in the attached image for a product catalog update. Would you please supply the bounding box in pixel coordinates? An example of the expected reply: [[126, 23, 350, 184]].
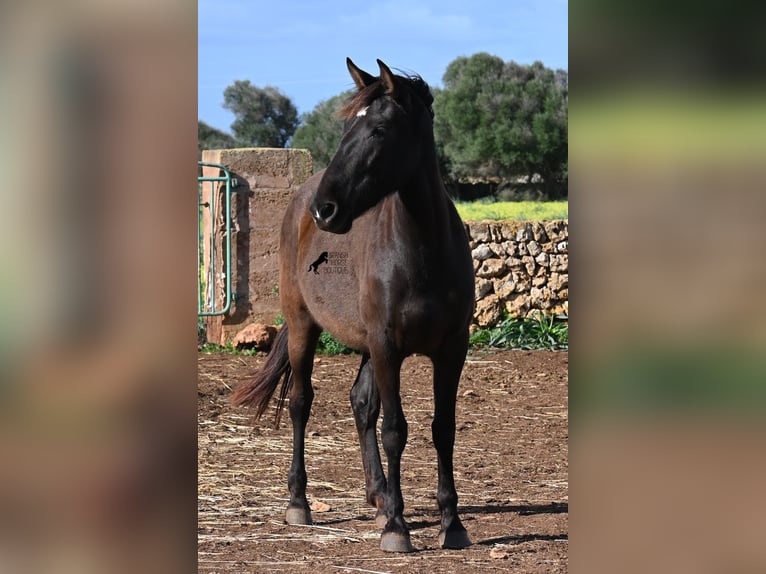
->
[[293, 192, 473, 355], [362, 261, 470, 354]]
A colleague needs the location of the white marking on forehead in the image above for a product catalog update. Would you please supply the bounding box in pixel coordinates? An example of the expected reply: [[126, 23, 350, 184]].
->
[[355, 106, 369, 117]]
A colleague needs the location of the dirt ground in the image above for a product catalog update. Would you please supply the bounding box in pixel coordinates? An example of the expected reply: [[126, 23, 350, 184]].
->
[[198, 350, 568, 573]]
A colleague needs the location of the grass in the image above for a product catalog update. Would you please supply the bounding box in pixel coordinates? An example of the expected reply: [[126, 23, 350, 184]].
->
[[199, 342, 260, 356], [455, 199, 568, 222], [469, 314, 568, 351]]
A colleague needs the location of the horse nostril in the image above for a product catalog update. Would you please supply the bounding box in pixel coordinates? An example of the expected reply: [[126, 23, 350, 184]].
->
[[317, 201, 338, 222]]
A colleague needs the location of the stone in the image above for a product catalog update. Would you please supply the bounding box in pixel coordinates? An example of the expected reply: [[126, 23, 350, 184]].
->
[[527, 241, 542, 257], [310, 500, 331, 513], [535, 252, 549, 267], [233, 323, 278, 351], [526, 308, 544, 320], [556, 240, 568, 253], [515, 223, 533, 242], [533, 223, 549, 243], [474, 295, 503, 327], [471, 244, 493, 262], [494, 279, 515, 300], [475, 278, 494, 300], [497, 222, 515, 242], [476, 258, 507, 279], [488, 243, 506, 257], [503, 241, 518, 257], [550, 254, 568, 273], [522, 256, 537, 276], [505, 294, 530, 317], [550, 306, 565, 316], [549, 273, 568, 291], [505, 256, 524, 270], [530, 287, 552, 306], [544, 220, 567, 242], [471, 224, 491, 243], [510, 270, 531, 293]]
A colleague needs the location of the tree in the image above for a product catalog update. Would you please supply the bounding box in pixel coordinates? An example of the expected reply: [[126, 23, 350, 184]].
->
[[198, 120, 238, 156], [222, 81, 299, 147], [434, 54, 568, 198], [290, 91, 352, 171]]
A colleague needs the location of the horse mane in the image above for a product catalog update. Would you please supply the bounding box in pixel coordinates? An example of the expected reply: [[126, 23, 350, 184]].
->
[[338, 74, 434, 120]]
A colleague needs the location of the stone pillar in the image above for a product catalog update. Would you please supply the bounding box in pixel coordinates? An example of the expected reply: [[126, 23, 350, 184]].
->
[[200, 148, 312, 345]]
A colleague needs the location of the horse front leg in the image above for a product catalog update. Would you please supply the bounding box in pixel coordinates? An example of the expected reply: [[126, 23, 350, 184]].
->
[[349, 353, 388, 528], [284, 322, 320, 526], [431, 335, 472, 549], [370, 347, 413, 553]]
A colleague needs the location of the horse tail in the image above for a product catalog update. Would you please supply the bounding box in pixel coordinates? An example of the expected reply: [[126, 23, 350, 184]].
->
[[230, 325, 293, 427]]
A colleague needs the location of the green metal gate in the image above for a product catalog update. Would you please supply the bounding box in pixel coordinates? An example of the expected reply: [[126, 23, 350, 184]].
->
[[198, 161, 234, 316]]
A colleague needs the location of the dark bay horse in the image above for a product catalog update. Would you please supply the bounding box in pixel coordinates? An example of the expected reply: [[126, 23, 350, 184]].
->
[[232, 58, 475, 553]]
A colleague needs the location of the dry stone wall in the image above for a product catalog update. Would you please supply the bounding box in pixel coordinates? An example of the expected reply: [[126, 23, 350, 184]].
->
[[466, 220, 568, 328]]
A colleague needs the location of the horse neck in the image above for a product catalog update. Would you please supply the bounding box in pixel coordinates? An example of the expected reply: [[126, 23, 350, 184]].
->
[[396, 157, 454, 250]]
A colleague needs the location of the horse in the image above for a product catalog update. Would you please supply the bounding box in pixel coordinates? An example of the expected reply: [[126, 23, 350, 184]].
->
[[231, 58, 475, 553]]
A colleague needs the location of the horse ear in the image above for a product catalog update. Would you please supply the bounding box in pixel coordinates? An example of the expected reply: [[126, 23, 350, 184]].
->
[[347, 57, 376, 91], [377, 59, 397, 97]]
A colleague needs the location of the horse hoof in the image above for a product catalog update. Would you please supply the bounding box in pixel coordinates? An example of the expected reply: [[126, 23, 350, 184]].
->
[[375, 509, 388, 529], [380, 531, 414, 553], [438, 528, 472, 549], [285, 506, 312, 525]]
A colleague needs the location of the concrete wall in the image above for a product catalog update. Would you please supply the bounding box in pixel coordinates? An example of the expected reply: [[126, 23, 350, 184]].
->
[[201, 148, 312, 345]]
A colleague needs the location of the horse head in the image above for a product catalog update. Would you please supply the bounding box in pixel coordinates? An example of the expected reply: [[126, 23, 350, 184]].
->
[[309, 58, 435, 234]]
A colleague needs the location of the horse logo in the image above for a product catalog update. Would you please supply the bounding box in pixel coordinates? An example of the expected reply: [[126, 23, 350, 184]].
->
[[308, 251, 329, 274]]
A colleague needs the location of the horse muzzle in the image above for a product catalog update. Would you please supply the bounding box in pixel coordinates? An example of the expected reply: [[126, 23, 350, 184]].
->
[[310, 199, 352, 234]]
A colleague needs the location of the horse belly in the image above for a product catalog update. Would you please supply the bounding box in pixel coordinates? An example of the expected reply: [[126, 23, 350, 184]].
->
[[396, 296, 459, 355]]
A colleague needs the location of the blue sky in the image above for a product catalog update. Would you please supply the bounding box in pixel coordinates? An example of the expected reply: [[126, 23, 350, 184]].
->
[[199, 0, 568, 132]]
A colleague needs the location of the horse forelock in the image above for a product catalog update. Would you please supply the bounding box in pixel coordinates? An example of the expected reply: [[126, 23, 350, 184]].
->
[[338, 83, 383, 120], [338, 74, 433, 120]]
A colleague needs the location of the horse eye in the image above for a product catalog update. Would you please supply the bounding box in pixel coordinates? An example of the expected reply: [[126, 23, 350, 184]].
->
[[370, 126, 385, 139]]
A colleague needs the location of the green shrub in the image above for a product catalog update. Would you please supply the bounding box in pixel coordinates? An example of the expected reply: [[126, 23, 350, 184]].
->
[[316, 331, 355, 355], [470, 314, 568, 350]]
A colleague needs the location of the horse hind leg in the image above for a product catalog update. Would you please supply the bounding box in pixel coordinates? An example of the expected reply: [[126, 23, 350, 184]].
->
[[284, 319, 321, 526], [349, 353, 387, 528], [431, 338, 472, 549]]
